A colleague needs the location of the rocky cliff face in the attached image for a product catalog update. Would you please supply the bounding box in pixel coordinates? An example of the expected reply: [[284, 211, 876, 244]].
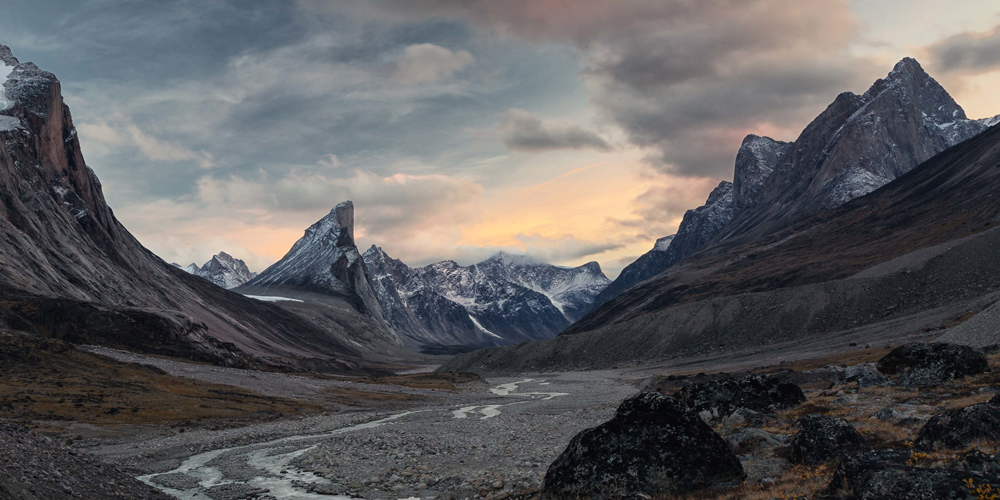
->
[[724, 57, 996, 239], [593, 58, 999, 310], [362, 247, 610, 350], [0, 43, 383, 371], [175, 252, 257, 289], [236, 202, 396, 340]]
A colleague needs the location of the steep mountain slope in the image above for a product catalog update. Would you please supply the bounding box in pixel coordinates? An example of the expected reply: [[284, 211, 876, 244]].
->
[[442, 118, 1000, 374], [0, 44, 389, 371], [362, 247, 610, 350], [175, 252, 257, 289], [592, 58, 998, 310], [235, 202, 402, 348]]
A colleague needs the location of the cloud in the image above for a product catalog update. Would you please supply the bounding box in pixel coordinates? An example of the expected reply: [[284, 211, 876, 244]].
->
[[393, 43, 474, 85], [926, 23, 1000, 74], [78, 114, 214, 168], [342, 0, 876, 177], [499, 109, 611, 152], [193, 169, 483, 239]]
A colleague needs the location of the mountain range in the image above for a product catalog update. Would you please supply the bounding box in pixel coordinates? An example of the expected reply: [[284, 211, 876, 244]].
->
[[443, 59, 1000, 373], [7, 38, 1000, 376], [229, 200, 610, 352]]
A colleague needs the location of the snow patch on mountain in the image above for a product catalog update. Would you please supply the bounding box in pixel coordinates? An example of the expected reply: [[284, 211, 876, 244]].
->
[[980, 115, 1000, 128], [825, 168, 893, 207], [469, 315, 501, 339], [362, 246, 611, 346], [653, 235, 675, 251], [0, 59, 15, 111]]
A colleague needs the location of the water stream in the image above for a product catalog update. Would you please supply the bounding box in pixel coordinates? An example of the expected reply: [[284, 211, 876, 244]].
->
[[138, 379, 567, 500]]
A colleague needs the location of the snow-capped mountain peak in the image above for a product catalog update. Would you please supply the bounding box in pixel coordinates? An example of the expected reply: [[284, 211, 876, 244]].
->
[[362, 246, 611, 348], [172, 252, 257, 289]]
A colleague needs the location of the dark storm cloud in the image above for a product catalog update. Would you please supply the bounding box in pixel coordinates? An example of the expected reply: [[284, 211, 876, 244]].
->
[[499, 109, 611, 152], [927, 23, 1000, 74]]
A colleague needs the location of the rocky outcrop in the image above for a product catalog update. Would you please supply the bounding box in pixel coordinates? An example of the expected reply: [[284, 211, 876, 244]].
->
[[541, 392, 744, 499], [675, 374, 805, 420], [877, 343, 988, 387], [176, 252, 257, 289], [789, 415, 870, 465], [914, 402, 1000, 451], [362, 247, 610, 349]]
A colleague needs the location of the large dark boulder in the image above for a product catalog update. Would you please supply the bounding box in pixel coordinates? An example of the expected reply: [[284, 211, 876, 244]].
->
[[913, 402, 1000, 451], [542, 392, 745, 499], [675, 374, 805, 420], [789, 415, 870, 465], [876, 343, 988, 387], [826, 449, 1000, 500]]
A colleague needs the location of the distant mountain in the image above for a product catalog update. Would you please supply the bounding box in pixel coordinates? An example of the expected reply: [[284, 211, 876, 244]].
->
[[235, 202, 403, 348], [0, 43, 385, 371], [363, 246, 610, 351], [593, 58, 1000, 309], [174, 252, 257, 289]]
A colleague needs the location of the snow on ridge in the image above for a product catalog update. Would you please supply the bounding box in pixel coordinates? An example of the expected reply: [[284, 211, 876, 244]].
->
[[469, 315, 501, 339], [653, 235, 675, 252], [0, 115, 20, 131], [0, 60, 15, 111]]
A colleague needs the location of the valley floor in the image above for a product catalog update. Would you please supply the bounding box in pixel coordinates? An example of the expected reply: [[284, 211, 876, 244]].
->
[[7, 333, 1000, 500], [86, 365, 635, 500]]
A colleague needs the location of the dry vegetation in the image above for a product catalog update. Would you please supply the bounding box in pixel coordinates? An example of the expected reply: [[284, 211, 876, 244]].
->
[[0, 331, 320, 428]]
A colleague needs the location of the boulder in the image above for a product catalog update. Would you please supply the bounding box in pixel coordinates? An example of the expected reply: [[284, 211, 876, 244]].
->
[[827, 449, 1000, 500], [876, 343, 988, 387], [835, 363, 891, 388], [789, 415, 870, 465], [675, 374, 805, 420], [913, 402, 1000, 451], [542, 392, 745, 499]]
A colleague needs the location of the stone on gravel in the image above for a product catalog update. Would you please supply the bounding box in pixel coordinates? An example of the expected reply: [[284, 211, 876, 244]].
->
[[835, 363, 891, 388], [913, 402, 1000, 451], [951, 449, 1000, 474], [675, 374, 806, 420], [726, 428, 784, 455], [0, 423, 171, 500], [789, 415, 870, 465], [542, 392, 745, 499], [873, 408, 905, 421], [876, 342, 988, 387], [826, 449, 1000, 500]]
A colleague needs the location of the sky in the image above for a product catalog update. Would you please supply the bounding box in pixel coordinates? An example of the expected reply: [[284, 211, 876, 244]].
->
[[2, 0, 1000, 277]]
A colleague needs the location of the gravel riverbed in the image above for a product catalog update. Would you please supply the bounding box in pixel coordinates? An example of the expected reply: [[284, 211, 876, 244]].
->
[[89, 372, 637, 500]]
